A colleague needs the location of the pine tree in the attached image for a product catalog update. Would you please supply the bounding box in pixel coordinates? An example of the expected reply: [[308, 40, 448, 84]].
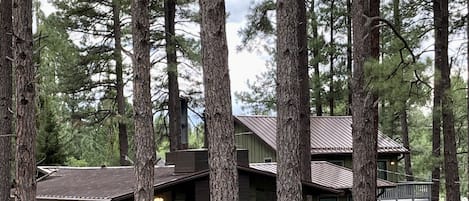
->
[[14, 0, 37, 199], [437, 0, 461, 198], [276, 0, 305, 200], [132, 0, 155, 199], [165, 0, 183, 151], [351, 0, 378, 200], [199, 0, 239, 200], [432, 0, 443, 199], [0, 0, 13, 199]]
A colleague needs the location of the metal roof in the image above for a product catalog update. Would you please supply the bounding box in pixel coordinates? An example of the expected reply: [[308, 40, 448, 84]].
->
[[250, 161, 396, 190], [33, 165, 342, 200], [34, 166, 198, 201], [234, 115, 408, 154]]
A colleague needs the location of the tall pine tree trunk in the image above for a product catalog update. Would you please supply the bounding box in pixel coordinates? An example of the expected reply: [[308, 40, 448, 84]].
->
[[400, 109, 414, 181], [276, 0, 305, 200], [351, 0, 378, 200], [439, 0, 461, 198], [165, 0, 183, 151], [310, 0, 322, 116], [113, 0, 129, 166], [346, 0, 352, 116], [132, 0, 155, 200], [0, 0, 13, 199], [329, 0, 334, 116], [14, 0, 37, 200], [299, 0, 311, 183], [199, 1, 239, 201], [432, 0, 443, 200]]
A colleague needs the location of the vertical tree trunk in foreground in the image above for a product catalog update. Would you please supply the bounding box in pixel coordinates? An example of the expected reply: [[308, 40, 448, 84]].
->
[[14, 0, 37, 200], [165, 0, 183, 151], [113, 0, 129, 166], [0, 0, 13, 199], [351, 0, 378, 200], [276, 0, 305, 200], [199, 1, 239, 201], [132, 0, 155, 200], [438, 0, 461, 198]]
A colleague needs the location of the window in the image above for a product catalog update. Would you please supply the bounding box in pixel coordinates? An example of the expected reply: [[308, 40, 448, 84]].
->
[[264, 157, 272, 163], [378, 160, 387, 180]]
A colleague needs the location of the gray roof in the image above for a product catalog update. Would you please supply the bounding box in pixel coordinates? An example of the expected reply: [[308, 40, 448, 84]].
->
[[234, 115, 408, 154], [34, 166, 202, 201], [250, 161, 395, 189], [33, 165, 342, 200]]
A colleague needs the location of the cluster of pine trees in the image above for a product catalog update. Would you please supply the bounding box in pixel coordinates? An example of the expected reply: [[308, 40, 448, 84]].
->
[[1, 0, 469, 200], [237, 0, 469, 200]]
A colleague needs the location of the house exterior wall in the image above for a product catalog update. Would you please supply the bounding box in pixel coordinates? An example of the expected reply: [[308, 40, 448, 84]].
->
[[235, 125, 277, 163], [235, 124, 400, 183]]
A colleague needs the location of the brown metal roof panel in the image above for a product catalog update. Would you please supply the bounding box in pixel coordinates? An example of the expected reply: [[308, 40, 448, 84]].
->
[[235, 115, 408, 154], [250, 161, 395, 190]]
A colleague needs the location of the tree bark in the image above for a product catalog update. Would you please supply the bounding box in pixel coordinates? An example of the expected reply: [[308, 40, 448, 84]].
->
[[165, 0, 183, 151], [113, 0, 129, 166], [346, 0, 352, 116], [0, 0, 13, 199], [438, 0, 461, 198], [298, 0, 311, 183], [432, 0, 444, 200], [14, 0, 37, 200], [199, 1, 239, 201], [400, 109, 414, 181], [132, 0, 155, 200], [310, 0, 322, 117], [351, 0, 378, 200], [329, 0, 334, 116], [276, 0, 305, 200]]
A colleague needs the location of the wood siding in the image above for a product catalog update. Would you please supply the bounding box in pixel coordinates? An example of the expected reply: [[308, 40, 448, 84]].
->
[[235, 133, 277, 163]]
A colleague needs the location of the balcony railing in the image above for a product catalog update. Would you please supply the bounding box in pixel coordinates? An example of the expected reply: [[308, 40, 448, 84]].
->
[[378, 182, 432, 201]]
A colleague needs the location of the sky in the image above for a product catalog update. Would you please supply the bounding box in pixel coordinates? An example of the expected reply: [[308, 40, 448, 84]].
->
[[39, 0, 269, 115]]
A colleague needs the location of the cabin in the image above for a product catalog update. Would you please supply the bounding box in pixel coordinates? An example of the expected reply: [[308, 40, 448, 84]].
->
[[26, 149, 396, 201], [234, 115, 432, 201], [234, 115, 408, 182]]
